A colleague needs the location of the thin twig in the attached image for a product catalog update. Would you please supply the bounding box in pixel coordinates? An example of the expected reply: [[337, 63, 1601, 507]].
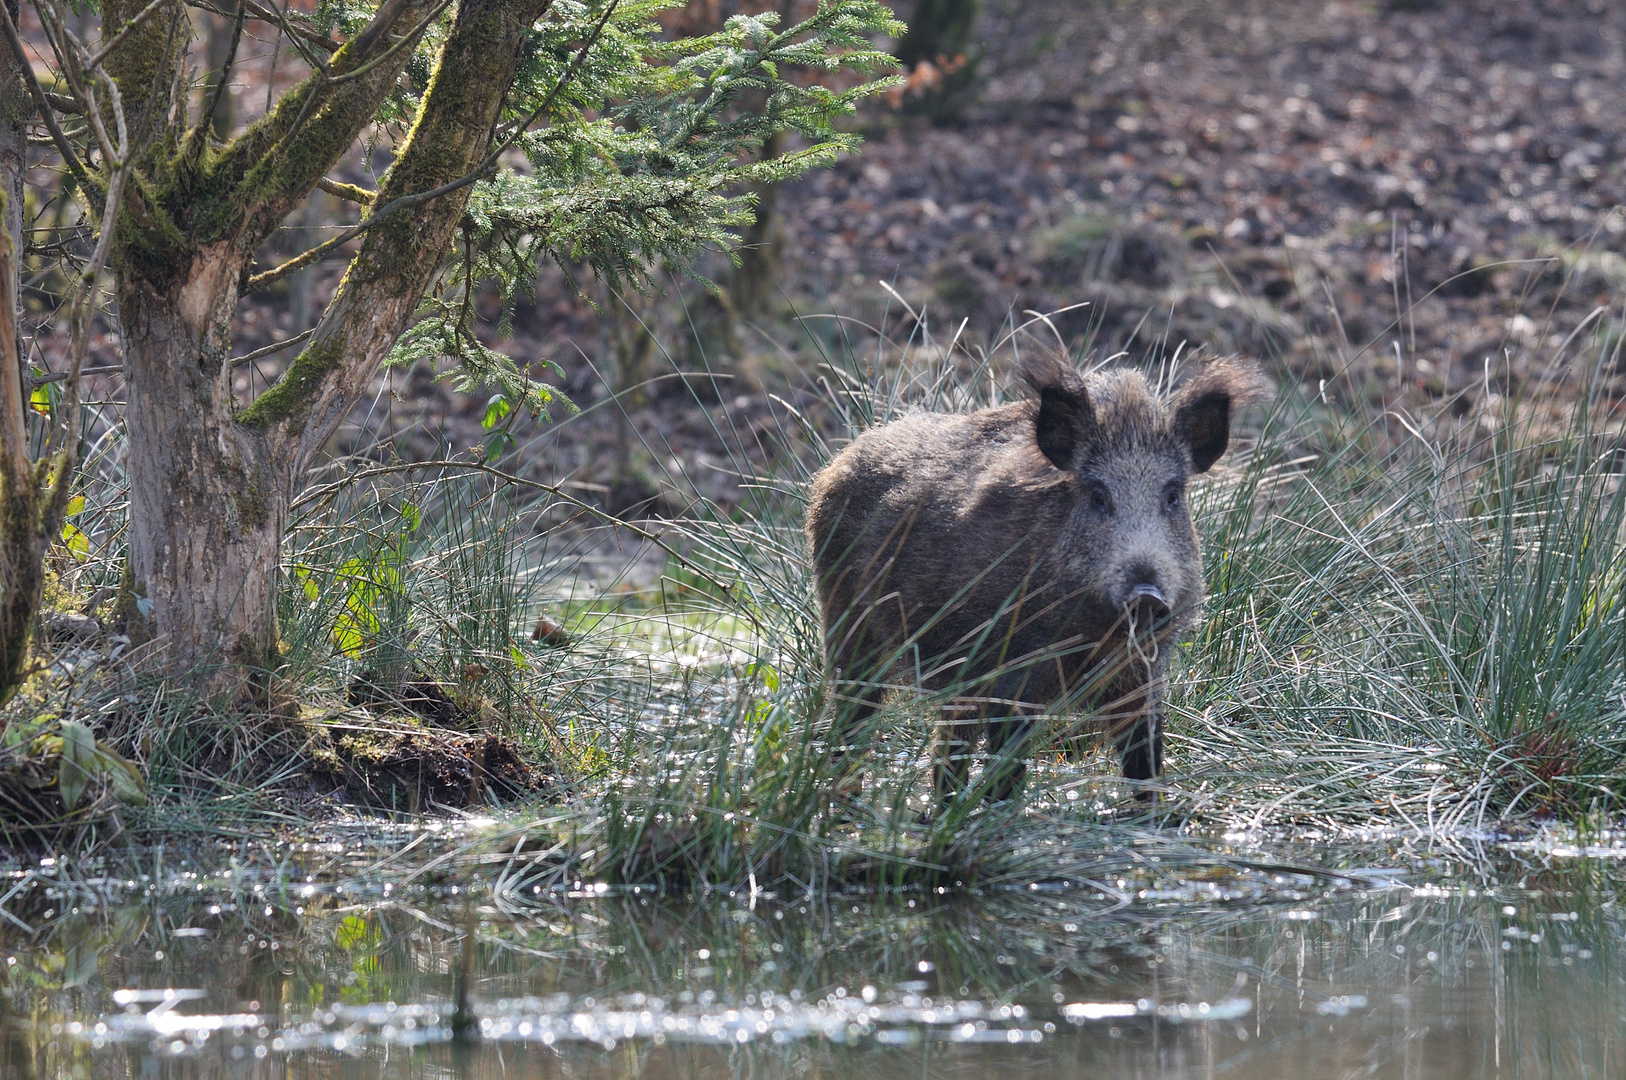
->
[[46, 175, 126, 458], [41, 89, 129, 528], [34, 0, 121, 171], [270, 0, 409, 155], [323, 0, 454, 87], [189, 0, 246, 157], [186, 0, 339, 53], [31, 365, 123, 385], [0, 2, 89, 184], [232, 328, 312, 366], [245, 0, 337, 51]]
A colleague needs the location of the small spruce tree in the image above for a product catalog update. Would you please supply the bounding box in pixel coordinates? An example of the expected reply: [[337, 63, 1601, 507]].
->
[[0, 0, 901, 704]]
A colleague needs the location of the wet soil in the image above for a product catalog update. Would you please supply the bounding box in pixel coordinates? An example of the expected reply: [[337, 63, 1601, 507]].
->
[[309, 724, 545, 811], [303, 674, 552, 811]]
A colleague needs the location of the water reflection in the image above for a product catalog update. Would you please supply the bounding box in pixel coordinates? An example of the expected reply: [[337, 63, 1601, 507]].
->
[[0, 833, 1621, 1078]]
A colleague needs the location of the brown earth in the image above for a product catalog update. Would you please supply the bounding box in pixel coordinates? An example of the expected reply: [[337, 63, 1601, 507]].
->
[[34, 0, 1626, 512], [486, 0, 1626, 507], [308, 725, 545, 812], [784, 0, 1626, 395]]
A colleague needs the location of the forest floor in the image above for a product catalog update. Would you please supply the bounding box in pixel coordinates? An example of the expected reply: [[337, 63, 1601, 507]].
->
[[418, 0, 1626, 515], [40, 0, 1626, 516], [418, 0, 1626, 510], [784, 0, 1626, 388]]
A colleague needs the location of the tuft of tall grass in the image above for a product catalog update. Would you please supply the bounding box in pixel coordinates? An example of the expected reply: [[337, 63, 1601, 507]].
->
[[1181, 344, 1626, 826], [281, 467, 562, 729]]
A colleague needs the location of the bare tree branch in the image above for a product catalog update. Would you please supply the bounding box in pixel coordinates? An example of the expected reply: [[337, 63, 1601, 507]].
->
[[0, 2, 89, 184], [316, 176, 375, 203], [187, 0, 245, 160]]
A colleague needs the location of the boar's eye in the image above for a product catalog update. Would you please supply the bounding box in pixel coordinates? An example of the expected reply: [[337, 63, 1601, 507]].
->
[[1164, 482, 1184, 511], [1086, 482, 1113, 514]]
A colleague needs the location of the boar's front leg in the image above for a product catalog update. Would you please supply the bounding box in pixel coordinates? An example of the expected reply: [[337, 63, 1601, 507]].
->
[[933, 693, 1039, 807], [983, 709, 1038, 802], [823, 586, 901, 759], [1116, 711, 1162, 787], [830, 669, 885, 757], [932, 703, 981, 805], [1102, 670, 1167, 798]]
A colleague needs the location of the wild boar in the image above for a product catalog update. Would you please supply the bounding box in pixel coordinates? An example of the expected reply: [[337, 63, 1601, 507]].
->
[[805, 354, 1270, 803]]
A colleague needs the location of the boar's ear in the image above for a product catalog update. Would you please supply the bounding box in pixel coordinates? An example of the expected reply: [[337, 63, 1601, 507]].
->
[[1172, 360, 1272, 473], [1022, 353, 1095, 470]]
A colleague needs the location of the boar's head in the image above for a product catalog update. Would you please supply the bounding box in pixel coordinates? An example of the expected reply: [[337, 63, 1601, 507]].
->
[[1023, 354, 1271, 631]]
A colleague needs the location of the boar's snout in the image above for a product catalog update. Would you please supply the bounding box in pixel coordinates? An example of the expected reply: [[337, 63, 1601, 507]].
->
[[1115, 561, 1174, 625], [1126, 582, 1171, 622]]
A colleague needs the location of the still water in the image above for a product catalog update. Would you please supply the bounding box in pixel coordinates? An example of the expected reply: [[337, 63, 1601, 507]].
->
[[1, 825, 1621, 1079]]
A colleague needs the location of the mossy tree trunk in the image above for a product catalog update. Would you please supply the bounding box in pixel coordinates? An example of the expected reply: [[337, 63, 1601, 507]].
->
[[101, 0, 550, 686], [0, 0, 42, 702], [0, 196, 43, 704]]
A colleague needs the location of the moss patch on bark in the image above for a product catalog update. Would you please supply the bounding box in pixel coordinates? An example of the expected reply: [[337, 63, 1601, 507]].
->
[[236, 333, 346, 431]]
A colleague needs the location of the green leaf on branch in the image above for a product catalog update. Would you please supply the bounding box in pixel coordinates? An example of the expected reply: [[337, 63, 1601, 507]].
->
[[481, 427, 516, 461], [481, 394, 511, 431]]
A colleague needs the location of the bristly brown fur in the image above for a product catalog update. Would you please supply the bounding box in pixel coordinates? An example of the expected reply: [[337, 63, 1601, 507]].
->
[[806, 353, 1273, 807]]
